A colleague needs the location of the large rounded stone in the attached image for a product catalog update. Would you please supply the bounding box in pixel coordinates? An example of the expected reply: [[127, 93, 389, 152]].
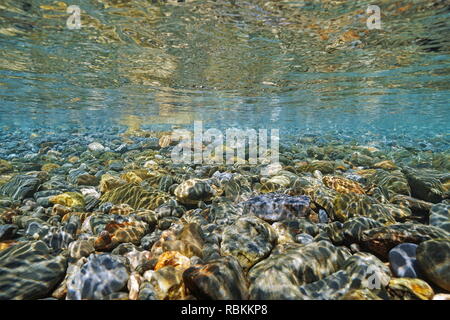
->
[[248, 241, 350, 299], [183, 256, 248, 300], [174, 179, 216, 205], [429, 203, 450, 233], [360, 223, 449, 259], [220, 216, 277, 270], [0, 241, 67, 299], [66, 253, 129, 300], [416, 239, 450, 291]]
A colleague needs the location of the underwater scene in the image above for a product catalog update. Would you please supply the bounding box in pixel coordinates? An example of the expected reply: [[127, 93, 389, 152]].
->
[[0, 0, 449, 301]]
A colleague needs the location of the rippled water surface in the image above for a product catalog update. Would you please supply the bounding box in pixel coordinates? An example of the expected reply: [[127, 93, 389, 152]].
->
[[0, 0, 449, 144]]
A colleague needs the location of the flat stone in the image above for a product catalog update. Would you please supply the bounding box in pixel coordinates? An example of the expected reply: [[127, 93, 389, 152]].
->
[[0, 175, 40, 201], [0, 241, 67, 299], [242, 193, 310, 222], [360, 223, 449, 259], [248, 241, 350, 299]]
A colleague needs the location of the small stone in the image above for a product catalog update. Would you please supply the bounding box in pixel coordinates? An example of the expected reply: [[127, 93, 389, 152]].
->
[[373, 160, 398, 170], [318, 209, 328, 223], [267, 175, 291, 187], [0, 159, 13, 174], [387, 278, 434, 300], [68, 239, 95, 259], [143, 266, 186, 300], [242, 193, 310, 222], [0, 174, 41, 201], [174, 179, 217, 205], [341, 289, 382, 300], [41, 163, 60, 172], [143, 160, 158, 168], [154, 251, 191, 272], [67, 253, 129, 300], [128, 272, 143, 300], [159, 135, 172, 148], [88, 142, 105, 152], [260, 163, 282, 176], [138, 282, 157, 300], [388, 243, 421, 278], [76, 174, 99, 186], [49, 192, 85, 210], [51, 204, 72, 217], [109, 161, 124, 172], [295, 233, 314, 245], [99, 174, 126, 193], [429, 202, 450, 233], [0, 224, 18, 241], [68, 156, 79, 163], [220, 216, 277, 270], [323, 175, 365, 194]]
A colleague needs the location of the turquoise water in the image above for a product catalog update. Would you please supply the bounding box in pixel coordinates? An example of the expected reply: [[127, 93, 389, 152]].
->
[[0, 0, 449, 145]]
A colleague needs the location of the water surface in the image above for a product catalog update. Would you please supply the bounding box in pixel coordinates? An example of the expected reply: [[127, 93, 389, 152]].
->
[[0, 0, 449, 148]]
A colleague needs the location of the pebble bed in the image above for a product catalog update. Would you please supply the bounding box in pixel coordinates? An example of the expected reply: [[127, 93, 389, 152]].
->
[[0, 125, 449, 300]]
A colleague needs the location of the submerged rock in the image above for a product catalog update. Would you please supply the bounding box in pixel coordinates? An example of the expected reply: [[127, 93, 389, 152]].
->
[[183, 256, 248, 300], [143, 266, 186, 300], [369, 170, 411, 198], [404, 168, 445, 203], [387, 278, 434, 300], [66, 253, 129, 300], [242, 193, 310, 222], [416, 239, 450, 292], [88, 142, 105, 152], [0, 224, 18, 241], [100, 184, 169, 210], [360, 223, 449, 259], [0, 159, 13, 174], [68, 239, 95, 259], [174, 179, 217, 205], [220, 216, 277, 270], [0, 174, 40, 201], [0, 241, 67, 299], [322, 175, 365, 194], [429, 202, 450, 233], [49, 192, 85, 210], [388, 243, 421, 278]]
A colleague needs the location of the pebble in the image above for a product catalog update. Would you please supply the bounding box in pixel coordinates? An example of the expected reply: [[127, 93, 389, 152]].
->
[[66, 253, 129, 300], [416, 239, 450, 291], [388, 243, 421, 278]]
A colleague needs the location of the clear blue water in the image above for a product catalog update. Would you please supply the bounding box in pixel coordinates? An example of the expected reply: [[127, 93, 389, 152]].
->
[[0, 0, 449, 148]]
